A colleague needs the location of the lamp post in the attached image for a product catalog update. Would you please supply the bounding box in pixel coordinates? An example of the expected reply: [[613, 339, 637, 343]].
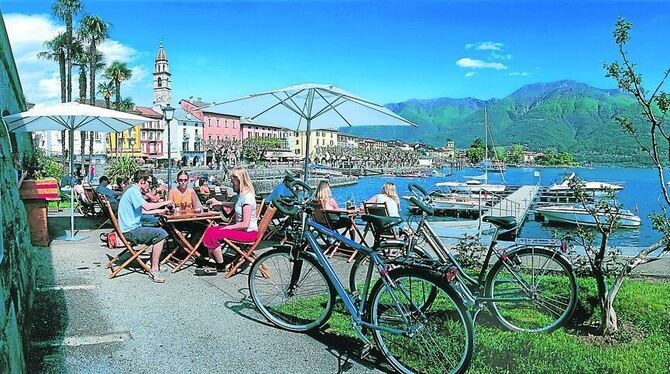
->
[[162, 104, 175, 189]]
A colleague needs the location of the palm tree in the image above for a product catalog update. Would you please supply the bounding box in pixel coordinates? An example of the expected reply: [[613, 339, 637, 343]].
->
[[37, 33, 68, 160], [119, 97, 135, 112], [52, 0, 83, 102], [78, 15, 109, 106], [104, 61, 132, 110], [97, 81, 114, 109]]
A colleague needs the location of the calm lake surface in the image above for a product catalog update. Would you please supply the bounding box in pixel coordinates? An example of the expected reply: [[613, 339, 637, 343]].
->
[[330, 166, 667, 247]]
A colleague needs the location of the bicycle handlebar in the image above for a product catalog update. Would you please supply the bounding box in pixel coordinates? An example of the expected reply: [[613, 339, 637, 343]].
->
[[408, 182, 429, 198], [273, 196, 300, 216], [409, 196, 435, 216]]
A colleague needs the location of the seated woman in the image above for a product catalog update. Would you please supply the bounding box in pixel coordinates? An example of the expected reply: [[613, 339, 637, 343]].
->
[[168, 170, 201, 211], [199, 166, 258, 274], [365, 182, 400, 217], [314, 180, 352, 232], [198, 178, 211, 198]]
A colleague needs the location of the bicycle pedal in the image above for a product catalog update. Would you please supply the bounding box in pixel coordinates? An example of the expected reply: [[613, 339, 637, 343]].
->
[[359, 343, 372, 359]]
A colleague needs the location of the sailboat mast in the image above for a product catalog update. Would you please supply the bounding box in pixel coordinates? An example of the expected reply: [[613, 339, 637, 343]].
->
[[484, 107, 488, 184]]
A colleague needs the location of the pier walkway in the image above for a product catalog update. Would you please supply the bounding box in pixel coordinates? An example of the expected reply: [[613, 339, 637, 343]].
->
[[431, 185, 539, 242]]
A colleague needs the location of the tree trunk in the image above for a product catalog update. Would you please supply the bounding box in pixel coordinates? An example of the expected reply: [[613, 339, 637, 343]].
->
[[89, 43, 96, 106], [66, 16, 72, 102], [115, 81, 121, 110], [88, 131, 94, 169], [78, 66, 87, 103], [105, 97, 110, 109], [80, 131, 86, 167]]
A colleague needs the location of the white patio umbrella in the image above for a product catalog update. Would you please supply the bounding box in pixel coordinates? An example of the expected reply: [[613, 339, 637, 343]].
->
[[4, 102, 152, 241], [204, 83, 418, 180]]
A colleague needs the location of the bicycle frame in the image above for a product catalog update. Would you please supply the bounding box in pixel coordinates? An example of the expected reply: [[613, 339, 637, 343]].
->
[[408, 213, 565, 307], [297, 218, 422, 341]]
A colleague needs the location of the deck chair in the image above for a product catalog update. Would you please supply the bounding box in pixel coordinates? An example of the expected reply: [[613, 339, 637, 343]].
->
[[309, 201, 358, 261], [99, 195, 152, 280], [76, 185, 97, 217], [222, 205, 276, 278], [92, 190, 113, 228], [361, 202, 399, 246]]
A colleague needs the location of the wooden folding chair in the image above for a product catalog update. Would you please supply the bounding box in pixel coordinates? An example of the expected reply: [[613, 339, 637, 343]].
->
[[222, 205, 276, 278], [93, 190, 112, 228], [361, 202, 398, 246], [309, 201, 358, 261], [99, 195, 152, 279]]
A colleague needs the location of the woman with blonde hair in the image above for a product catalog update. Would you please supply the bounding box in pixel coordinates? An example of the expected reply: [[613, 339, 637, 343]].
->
[[365, 182, 400, 217], [199, 166, 258, 274], [315, 180, 339, 210]]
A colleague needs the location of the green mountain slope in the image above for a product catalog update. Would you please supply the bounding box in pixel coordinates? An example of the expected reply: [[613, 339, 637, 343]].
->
[[343, 80, 649, 164]]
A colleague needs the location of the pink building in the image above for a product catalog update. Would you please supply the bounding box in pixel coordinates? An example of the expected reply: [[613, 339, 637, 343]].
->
[[179, 99, 241, 143]]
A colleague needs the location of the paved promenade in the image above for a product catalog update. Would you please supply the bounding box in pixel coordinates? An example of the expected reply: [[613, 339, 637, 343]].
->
[[29, 216, 386, 373]]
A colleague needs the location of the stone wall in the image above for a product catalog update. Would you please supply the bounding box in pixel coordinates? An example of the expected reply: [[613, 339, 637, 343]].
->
[[0, 9, 35, 373]]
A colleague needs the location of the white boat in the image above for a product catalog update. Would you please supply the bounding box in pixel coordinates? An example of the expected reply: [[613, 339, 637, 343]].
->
[[548, 173, 623, 196], [536, 205, 641, 228], [429, 191, 491, 211], [436, 180, 506, 193]]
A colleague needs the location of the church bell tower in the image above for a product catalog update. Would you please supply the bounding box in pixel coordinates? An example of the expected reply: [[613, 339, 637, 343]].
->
[[153, 41, 172, 107]]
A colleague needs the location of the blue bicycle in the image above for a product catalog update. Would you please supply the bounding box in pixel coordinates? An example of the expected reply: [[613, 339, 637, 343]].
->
[[248, 181, 474, 374]]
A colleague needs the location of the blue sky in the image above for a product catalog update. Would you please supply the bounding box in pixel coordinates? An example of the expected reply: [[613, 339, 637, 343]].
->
[[3, 0, 670, 106]]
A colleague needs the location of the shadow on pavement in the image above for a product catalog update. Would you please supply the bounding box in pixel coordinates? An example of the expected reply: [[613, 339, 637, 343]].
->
[[27, 246, 69, 372]]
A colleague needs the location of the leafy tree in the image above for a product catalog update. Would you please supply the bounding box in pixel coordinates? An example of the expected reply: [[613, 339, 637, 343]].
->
[[119, 97, 135, 112], [508, 144, 525, 164], [494, 146, 507, 162], [37, 33, 68, 162], [104, 61, 132, 110], [97, 81, 114, 109], [52, 0, 82, 102], [79, 15, 109, 166], [241, 137, 282, 163], [567, 17, 670, 336]]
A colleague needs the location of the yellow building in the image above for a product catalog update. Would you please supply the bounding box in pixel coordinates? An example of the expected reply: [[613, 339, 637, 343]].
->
[[107, 125, 144, 157], [294, 129, 339, 160]]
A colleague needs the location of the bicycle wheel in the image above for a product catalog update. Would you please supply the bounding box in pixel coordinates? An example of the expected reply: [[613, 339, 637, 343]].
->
[[249, 247, 335, 332], [485, 246, 578, 333], [367, 268, 474, 374]]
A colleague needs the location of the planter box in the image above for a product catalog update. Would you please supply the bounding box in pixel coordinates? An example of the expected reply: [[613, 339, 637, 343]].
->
[[19, 178, 59, 246]]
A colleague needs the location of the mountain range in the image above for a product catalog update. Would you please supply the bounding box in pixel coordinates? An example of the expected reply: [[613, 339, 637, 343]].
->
[[342, 80, 650, 165]]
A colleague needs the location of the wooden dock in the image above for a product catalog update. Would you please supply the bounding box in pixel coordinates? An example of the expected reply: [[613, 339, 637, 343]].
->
[[431, 185, 539, 241]]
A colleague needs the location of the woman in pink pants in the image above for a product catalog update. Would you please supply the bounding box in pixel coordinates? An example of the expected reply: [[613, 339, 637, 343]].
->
[[199, 166, 258, 274]]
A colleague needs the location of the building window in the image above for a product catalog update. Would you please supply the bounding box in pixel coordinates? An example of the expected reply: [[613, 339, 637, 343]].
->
[[225, 120, 228, 128], [157, 77, 162, 87], [217, 119, 220, 127], [233, 121, 236, 129], [208, 119, 211, 127], [208, 135, 212, 141]]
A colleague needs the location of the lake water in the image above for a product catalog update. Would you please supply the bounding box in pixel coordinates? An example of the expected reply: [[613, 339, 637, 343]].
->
[[329, 166, 668, 247]]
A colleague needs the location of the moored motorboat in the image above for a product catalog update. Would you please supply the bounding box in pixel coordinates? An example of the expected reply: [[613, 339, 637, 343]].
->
[[548, 173, 623, 196], [536, 204, 641, 228]]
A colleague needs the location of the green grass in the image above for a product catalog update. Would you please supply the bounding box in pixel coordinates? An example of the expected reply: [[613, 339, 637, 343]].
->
[[282, 277, 670, 373]]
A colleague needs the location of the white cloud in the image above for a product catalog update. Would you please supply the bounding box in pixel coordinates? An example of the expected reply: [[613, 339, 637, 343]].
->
[[491, 52, 513, 60], [98, 40, 139, 63], [509, 72, 531, 77], [465, 72, 477, 78], [465, 41, 504, 51], [4, 13, 148, 105], [456, 58, 507, 70]]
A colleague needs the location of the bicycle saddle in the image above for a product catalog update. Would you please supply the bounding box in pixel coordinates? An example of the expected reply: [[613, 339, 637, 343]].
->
[[482, 216, 517, 230], [361, 214, 403, 232]]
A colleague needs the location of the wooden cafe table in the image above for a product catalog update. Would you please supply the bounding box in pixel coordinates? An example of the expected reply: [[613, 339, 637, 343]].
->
[[158, 209, 223, 273]]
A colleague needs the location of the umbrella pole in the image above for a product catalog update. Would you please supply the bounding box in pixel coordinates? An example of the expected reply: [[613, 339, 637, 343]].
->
[[56, 127, 86, 241], [303, 118, 311, 183]]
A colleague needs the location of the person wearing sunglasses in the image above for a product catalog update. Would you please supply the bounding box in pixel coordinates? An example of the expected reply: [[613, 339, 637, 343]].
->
[[167, 170, 202, 211]]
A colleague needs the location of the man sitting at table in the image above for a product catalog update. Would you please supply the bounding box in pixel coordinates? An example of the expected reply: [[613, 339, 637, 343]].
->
[[96, 176, 122, 211], [117, 171, 173, 283]]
